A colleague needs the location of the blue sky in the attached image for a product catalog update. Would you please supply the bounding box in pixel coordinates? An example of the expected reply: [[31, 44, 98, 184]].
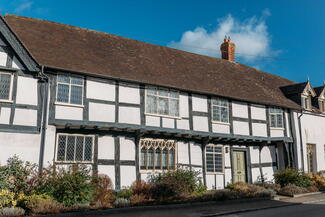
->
[[0, 0, 324, 86]]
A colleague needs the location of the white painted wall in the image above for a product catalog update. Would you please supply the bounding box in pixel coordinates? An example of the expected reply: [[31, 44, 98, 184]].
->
[[252, 123, 267, 137], [193, 116, 209, 132], [192, 95, 207, 112], [42, 125, 56, 167], [120, 137, 135, 161], [145, 115, 160, 127], [233, 121, 249, 135], [212, 123, 230, 134], [232, 102, 248, 118], [190, 142, 202, 166], [16, 76, 38, 105], [98, 165, 115, 188], [251, 105, 266, 120], [119, 106, 140, 125], [86, 80, 115, 101], [177, 141, 189, 165], [98, 135, 115, 160], [179, 94, 189, 118], [55, 105, 83, 120], [176, 119, 190, 130], [119, 83, 140, 104], [120, 166, 136, 188], [162, 118, 174, 128], [13, 109, 37, 126], [0, 107, 10, 124], [89, 102, 115, 122]]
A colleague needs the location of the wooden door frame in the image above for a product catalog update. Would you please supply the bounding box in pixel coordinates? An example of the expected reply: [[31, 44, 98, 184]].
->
[[230, 147, 252, 184]]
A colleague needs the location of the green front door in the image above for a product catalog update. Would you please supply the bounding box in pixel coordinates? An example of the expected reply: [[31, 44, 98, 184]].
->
[[232, 151, 247, 183]]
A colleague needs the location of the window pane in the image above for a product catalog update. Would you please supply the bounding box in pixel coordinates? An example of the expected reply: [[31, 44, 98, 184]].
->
[[277, 114, 283, 128], [162, 150, 168, 170], [158, 97, 168, 115], [168, 149, 175, 169], [57, 135, 66, 161], [206, 146, 213, 153], [206, 153, 214, 172], [140, 148, 147, 170], [57, 74, 70, 83], [71, 77, 83, 85], [147, 88, 157, 95], [155, 148, 161, 170], [146, 95, 157, 114], [0, 73, 11, 100], [158, 89, 168, 96], [169, 99, 179, 117], [70, 85, 83, 105], [84, 137, 93, 161], [57, 84, 69, 103], [147, 148, 154, 169], [169, 91, 179, 98], [212, 106, 220, 122], [75, 136, 84, 161], [221, 107, 229, 123], [214, 154, 223, 172], [66, 136, 75, 161], [270, 115, 276, 128]]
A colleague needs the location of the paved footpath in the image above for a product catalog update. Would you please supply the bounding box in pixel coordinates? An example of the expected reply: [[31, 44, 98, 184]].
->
[[40, 193, 325, 217]]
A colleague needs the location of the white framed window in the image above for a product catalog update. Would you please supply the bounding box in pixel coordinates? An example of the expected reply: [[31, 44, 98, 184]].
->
[[301, 95, 312, 110], [269, 108, 284, 128], [211, 98, 229, 123], [140, 138, 176, 172], [206, 144, 224, 174], [56, 134, 94, 163], [56, 74, 84, 105], [145, 87, 179, 118], [0, 71, 13, 102]]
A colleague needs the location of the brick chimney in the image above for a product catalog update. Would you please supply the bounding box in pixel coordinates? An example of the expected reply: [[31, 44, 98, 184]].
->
[[220, 36, 235, 61]]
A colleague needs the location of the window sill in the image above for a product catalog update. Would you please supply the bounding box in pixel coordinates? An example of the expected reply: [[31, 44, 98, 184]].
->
[[206, 172, 225, 175], [145, 113, 181, 120], [55, 102, 85, 108], [0, 99, 13, 103], [270, 127, 285, 130], [211, 121, 230, 126], [54, 161, 93, 164], [140, 169, 175, 174]]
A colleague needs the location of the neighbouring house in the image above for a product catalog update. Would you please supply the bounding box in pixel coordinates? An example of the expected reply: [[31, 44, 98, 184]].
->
[[0, 14, 323, 190]]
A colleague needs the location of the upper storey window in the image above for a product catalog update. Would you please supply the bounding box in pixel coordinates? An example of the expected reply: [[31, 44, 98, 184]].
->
[[0, 71, 13, 102], [269, 108, 284, 128], [211, 98, 229, 123], [319, 100, 325, 113], [145, 87, 179, 117], [301, 95, 312, 110], [56, 74, 84, 105]]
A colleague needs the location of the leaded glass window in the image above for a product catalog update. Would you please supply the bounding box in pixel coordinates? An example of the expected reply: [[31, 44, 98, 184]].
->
[[212, 98, 229, 123], [56, 74, 84, 105], [269, 108, 284, 128], [56, 134, 93, 162], [140, 138, 176, 171], [0, 72, 12, 101], [146, 87, 179, 117], [206, 144, 223, 173]]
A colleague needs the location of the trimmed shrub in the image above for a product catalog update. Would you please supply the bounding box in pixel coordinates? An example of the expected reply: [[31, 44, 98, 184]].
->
[[278, 184, 309, 196], [116, 188, 133, 199], [130, 181, 153, 205], [0, 190, 16, 208], [91, 174, 115, 208], [114, 198, 130, 208], [308, 173, 325, 190], [254, 182, 281, 193], [35, 165, 95, 206], [0, 207, 25, 217], [274, 168, 312, 188], [149, 169, 204, 200]]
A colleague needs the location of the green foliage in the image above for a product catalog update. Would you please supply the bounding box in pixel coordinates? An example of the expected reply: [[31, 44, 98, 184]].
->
[[149, 169, 205, 200], [274, 168, 312, 188], [35, 165, 95, 206], [0, 190, 16, 208], [116, 188, 133, 199], [0, 155, 37, 194]]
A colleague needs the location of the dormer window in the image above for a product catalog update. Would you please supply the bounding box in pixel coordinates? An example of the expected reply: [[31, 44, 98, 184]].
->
[[319, 99, 325, 113], [301, 95, 312, 110]]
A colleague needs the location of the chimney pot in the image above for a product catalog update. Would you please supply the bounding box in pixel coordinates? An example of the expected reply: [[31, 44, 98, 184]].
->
[[220, 36, 236, 61]]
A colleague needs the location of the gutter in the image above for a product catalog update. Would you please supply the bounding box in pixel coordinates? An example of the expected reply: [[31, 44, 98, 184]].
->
[[38, 65, 49, 173]]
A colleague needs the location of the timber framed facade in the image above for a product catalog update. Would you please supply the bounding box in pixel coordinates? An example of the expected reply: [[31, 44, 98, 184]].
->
[[0, 14, 323, 190]]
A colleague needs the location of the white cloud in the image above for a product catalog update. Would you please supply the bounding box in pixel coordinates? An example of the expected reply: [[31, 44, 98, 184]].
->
[[168, 10, 279, 62], [14, 0, 33, 12]]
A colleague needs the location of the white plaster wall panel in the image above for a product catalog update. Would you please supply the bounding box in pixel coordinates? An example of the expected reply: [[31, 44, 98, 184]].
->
[[176, 119, 189, 130], [232, 102, 248, 118], [162, 118, 174, 128], [193, 116, 209, 132], [0, 132, 40, 165], [216, 174, 224, 189], [251, 168, 260, 183], [43, 125, 56, 166], [225, 168, 232, 185], [0, 51, 7, 66], [249, 147, 260, 164], [119, 107, 140, 125], [285, 112, 290, 137], [145, 115, 160, 127], [89, 102, 115, 122], [120, 166, 136, 188], [251, 105, 266, 120], [98, 136, 115, 160], [177, 141, 189, 164], [261, 146, 275, 163], [270, 129, 284, 137], [12, 56, 24, 70], [86, 80, 115, 101], [0, 107, 10, 124], [55, 105, 83, 120], [119, 83, 140, 104], [233, 121, 250, 136], [190, 143, 202, 166], [212, 123, 230, 134], [13, 109, 37, 126], [16, 76, 38, 105], [224, 146, 231, 167], [192, 95, 208, 112], [98, 165, 115, 189], [252, 123, 267, 137], [206, 174, 215, 190], [262, 167, 275, 182], [120, 137, 135, 161], [179, 94, 189, 118]]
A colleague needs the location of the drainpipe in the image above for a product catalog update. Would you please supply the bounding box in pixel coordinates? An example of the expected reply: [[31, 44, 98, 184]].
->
[[298, 111, 305, 172], [38, 65, 49, 173]]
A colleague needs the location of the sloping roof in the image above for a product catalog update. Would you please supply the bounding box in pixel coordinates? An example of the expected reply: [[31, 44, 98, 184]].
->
[[3, 14, 300, 109], [314, 86, 324, 97], [280, 82, 308, 96]]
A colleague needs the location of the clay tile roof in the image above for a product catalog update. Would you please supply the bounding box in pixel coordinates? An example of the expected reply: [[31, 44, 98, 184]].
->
[[3, 14, 300, 109]]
